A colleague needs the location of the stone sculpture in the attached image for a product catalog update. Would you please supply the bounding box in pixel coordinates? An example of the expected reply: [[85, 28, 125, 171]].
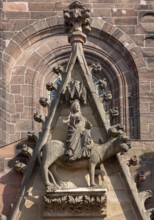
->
[[13, 160, 27, 174], [62, 81, 87, 104], [44, 189, 107, 216], [40, 122, 131, 189], [65, 99, 92, 160]]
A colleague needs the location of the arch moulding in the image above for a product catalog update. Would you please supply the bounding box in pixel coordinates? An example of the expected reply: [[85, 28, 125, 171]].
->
[[1, 16, 146, 145]]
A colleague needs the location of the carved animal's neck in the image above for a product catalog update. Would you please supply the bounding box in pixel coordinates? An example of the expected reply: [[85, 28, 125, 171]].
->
[[98, 137, 121, 161]]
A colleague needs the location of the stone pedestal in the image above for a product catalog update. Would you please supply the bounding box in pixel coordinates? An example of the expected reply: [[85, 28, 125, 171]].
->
[[43, 188, 107, 219]]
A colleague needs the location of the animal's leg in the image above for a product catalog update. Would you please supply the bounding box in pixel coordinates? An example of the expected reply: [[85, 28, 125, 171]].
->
[[95, 169, 105, 181], [89, 161, 97, 187], [42, 162, 51, 186], [50, 165, 68, 189]]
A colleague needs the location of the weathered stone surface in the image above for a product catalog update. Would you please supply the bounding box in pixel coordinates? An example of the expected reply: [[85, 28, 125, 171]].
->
[[3, 2, 29, 12], [1, 1, 154, 219], [43, 188, 107, 218]]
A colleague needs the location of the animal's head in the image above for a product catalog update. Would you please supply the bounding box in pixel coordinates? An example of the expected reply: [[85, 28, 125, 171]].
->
[[118, 132, 131, 154], [108, 124, 131, 154]]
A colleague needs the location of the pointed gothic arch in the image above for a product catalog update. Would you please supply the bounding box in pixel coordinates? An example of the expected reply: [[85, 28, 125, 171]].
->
[[1, 17, 145, 144]]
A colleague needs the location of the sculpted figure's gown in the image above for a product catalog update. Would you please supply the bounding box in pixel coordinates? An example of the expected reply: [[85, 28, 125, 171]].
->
[[65, 100, 92, 161]]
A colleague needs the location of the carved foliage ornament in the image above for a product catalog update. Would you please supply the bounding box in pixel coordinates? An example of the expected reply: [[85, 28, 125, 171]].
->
[[64, 1, 91, 34], [44, 193, 106, 215], [62, 80, 87, 104]]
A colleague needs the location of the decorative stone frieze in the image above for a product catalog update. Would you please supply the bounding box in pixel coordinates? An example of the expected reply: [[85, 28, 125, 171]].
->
[[43, 188, 107, 219]]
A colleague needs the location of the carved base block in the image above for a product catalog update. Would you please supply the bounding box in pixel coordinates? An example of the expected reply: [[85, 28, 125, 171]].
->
[[43, 188, 107, 219]]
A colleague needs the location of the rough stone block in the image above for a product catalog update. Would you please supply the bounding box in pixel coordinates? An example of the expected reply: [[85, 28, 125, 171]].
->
[[24, 97, 33, 106], [15, 95, 23, 104], [115, 3, 134, 9], [25, 53, 42, 70], [5, 40, 23, 60], [92, 9, 111, 17], [141, 123, 149, 133], [16, 120, 32, 131], [21, 85, 33, 97], [3, 2, 29, 12], [140, 114, 154, 123], [146, 58, 154, 70], [12, 66, 26, 76], [133, 55, 146, 69], [114, 17, 137, 25], [31, 11, 57, 19], [11, 85, 21, 94], [22, 24, 37, 37], [24, 69, 35, 84], [150, 103, 154, 112], [4, 11, 30, 19], [32, 19, 48, 31], [21, 107, 33, 119], [29, 3, 55, 11], [11, 75, 25, 84], [93, 3, 113, 9], [111, 8, 137, 17], [140, 102, 149, 113], [111, 28, 124, 40], [101, 22, 116, 35], [130, 35, 144, 47], [139, 82, 151, 93], [10, 113, 20, 123], [16, 104, 24, 113]]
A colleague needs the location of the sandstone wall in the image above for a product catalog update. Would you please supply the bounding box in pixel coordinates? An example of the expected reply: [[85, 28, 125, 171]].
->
[[0, 0, 154, 145]]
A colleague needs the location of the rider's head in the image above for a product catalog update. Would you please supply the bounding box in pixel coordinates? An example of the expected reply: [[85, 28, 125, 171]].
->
[[71, 99, 81, 113]]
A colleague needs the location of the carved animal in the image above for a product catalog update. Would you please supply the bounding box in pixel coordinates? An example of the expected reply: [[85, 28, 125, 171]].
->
[[40, 128, 131, 189]]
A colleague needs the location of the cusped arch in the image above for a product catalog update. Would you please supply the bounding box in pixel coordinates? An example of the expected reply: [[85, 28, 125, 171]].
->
[[2, 17, 145, 144]]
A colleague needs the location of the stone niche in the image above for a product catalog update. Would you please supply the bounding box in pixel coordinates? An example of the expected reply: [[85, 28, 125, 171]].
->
[[7, 2, 141, 220]]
